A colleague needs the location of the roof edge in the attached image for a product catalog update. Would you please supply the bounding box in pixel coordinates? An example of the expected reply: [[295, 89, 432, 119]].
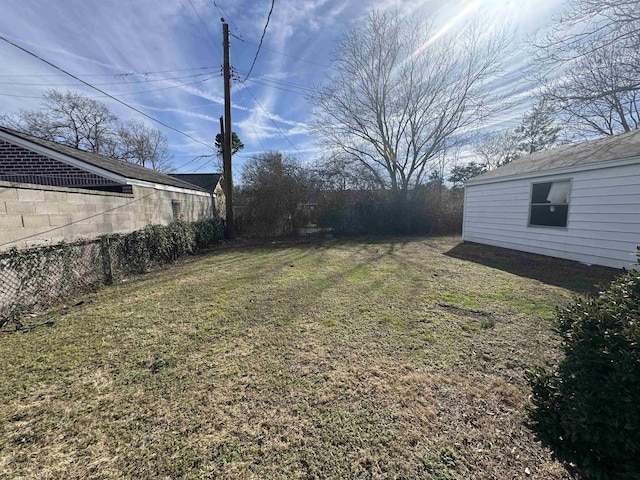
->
[[464, 155, 640, 187], [0, 126, 209, 192], [0, 129, 129, 184]]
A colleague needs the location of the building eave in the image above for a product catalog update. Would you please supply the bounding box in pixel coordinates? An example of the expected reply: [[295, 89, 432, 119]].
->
[[464, 155, 640, 187], [0, 129, 210, 197]]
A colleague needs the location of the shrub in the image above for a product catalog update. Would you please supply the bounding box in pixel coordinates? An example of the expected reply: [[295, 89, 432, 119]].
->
[[317, 189, 462, 236], [193, 218, 224, 249], [108, 218, 222, 274], [238, 152, 311, 238], [526, 268, 640, 479]]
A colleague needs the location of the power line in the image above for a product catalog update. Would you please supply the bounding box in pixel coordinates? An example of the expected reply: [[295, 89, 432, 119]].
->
[[0, 75, 219, 99], [174, 154, 214, 171], [0, 71, 217, 86], [213, 1, 240, 32], [185, 0, 223, 58], [0, 190, 158, 248], [0, 65, 219, 78], [232, 34, 334, 70], [241, 77, 311, 96], [236, 88, 268, 151], [241, 0, 275, 82], [244, 87, 309, 161], [235, 69, 314, 92], [0, 34, 215, 151]]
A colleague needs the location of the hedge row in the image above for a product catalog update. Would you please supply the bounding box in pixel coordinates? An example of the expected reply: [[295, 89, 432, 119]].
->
[[105, 218, 224, 275]]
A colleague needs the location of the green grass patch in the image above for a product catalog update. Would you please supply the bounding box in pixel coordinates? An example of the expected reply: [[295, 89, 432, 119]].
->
[[0, 236, 615, 479]]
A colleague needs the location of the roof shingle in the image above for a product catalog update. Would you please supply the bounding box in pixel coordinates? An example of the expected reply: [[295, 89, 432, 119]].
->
[[467, 129, 640, 185], [0, 125, 207, 192]]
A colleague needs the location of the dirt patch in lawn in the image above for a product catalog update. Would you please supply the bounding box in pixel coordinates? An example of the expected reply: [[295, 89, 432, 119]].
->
[[0, 236, 619, 479]]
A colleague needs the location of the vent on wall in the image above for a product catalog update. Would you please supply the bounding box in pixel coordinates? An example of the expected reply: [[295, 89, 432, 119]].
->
[[172, 199, 182, 220]]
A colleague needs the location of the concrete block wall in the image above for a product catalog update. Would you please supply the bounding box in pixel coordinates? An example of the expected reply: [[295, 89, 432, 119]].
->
[[0, 181, 214, 250]]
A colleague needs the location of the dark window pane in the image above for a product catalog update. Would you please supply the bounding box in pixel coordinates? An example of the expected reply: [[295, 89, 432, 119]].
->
[[531, 182, 552, 204], [530, 204, 568, 227]]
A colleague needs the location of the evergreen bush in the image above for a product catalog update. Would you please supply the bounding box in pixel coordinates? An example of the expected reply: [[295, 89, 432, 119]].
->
[[108, 218, 223, 274], [526, 262, 640, 479]]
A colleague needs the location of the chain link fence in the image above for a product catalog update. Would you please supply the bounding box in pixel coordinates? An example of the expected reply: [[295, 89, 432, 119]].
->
[[0, 219, 224, 331], [0, 240, 107, 329]]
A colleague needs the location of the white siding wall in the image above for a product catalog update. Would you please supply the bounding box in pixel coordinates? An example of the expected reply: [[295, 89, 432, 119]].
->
[[463, 163, 640, 269]]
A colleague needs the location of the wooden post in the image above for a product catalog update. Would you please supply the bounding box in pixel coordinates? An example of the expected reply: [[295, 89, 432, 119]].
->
[[222, 22, 234, 239], [100, 237, 113, 285]]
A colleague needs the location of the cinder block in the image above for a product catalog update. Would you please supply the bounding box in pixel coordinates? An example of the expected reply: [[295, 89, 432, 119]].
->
[[34, 202, 60, 215], [24, 239, 48, 248], [111, 220, 132, 232], [17, 189, 46, 202], [45, 191, 67, 203], [4, 201, 36, 215], [0, 214, 24, 229], [58, 226, 79, 238], [0, 188, 18, 201], [48, 214, 72, 226], [0, 230, 16, 246], [102, 213, 117, 224], [77, 203, 97, 214], [4, 227, 39, 244], [22, 214, 50, 228], [58, 203, 80, 214], [67, 193, 87, 204], [95, 222, 114, 234], [80, 224, 99, 235]]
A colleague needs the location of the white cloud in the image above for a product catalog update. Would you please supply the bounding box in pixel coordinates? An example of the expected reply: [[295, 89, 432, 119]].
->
[[0, 0, 568, 168]]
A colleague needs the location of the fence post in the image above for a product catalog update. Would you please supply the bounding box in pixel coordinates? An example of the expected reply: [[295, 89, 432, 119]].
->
[[101, 237, 113, 285]]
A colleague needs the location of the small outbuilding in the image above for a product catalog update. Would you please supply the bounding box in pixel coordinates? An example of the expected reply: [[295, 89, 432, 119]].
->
[[0, 126, 219, 250], [463, 130, 640, 270], [170, 173, 225, 217]]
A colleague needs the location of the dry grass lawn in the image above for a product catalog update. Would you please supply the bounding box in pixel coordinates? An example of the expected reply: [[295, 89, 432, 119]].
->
[[0, 236, 618, 479]]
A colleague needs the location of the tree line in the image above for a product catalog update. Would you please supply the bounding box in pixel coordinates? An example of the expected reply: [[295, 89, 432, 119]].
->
[[1, 1, 638, 191], [1, 89, 173, 172], [310, 0, 640, 191]]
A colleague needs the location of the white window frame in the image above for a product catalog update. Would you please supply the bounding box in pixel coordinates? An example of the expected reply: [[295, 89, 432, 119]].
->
[[527, 179, 572, 229]]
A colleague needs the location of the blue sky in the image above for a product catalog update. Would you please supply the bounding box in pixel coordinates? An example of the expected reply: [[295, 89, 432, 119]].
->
[[0, 0, 567, 177]]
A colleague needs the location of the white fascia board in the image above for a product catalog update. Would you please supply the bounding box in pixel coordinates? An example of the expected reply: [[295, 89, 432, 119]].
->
[[464, 155, 640, 187], [0, 130, 128, 184], [126, 179, 211, 197]]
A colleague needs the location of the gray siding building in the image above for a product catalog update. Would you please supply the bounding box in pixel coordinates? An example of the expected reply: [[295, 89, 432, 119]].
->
[[463, 130, 640, 270]]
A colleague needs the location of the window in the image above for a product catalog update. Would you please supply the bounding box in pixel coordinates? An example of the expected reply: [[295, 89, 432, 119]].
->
[[529, 180, 571, 228], [171, 199, 183, 220]]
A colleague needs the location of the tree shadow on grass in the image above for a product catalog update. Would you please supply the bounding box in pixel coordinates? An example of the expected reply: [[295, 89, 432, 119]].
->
[[445, 241, 621, 295]]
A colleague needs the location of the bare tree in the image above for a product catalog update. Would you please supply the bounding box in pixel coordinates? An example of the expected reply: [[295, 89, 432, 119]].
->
[[473, 131, 521, 170], [0, 89, 119, 154], [533, 0, 640, 135], [309, 155, 386, 191], [118, 120, 173, 172], [542, 0, 640, 70], [0, 89, 176, 171], [310, 11, 510, 196], [240, 152, 311, 237]]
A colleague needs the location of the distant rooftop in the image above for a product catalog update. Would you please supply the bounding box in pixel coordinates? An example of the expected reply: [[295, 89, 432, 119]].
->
[[467, 129, 640, 185], [170, 173, 222, 193]]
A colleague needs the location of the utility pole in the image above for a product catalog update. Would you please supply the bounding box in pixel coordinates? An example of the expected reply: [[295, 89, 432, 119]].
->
[[219, 115, 225, 220], [222, 21, 234, 239], [219, 115, 225, 156]]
